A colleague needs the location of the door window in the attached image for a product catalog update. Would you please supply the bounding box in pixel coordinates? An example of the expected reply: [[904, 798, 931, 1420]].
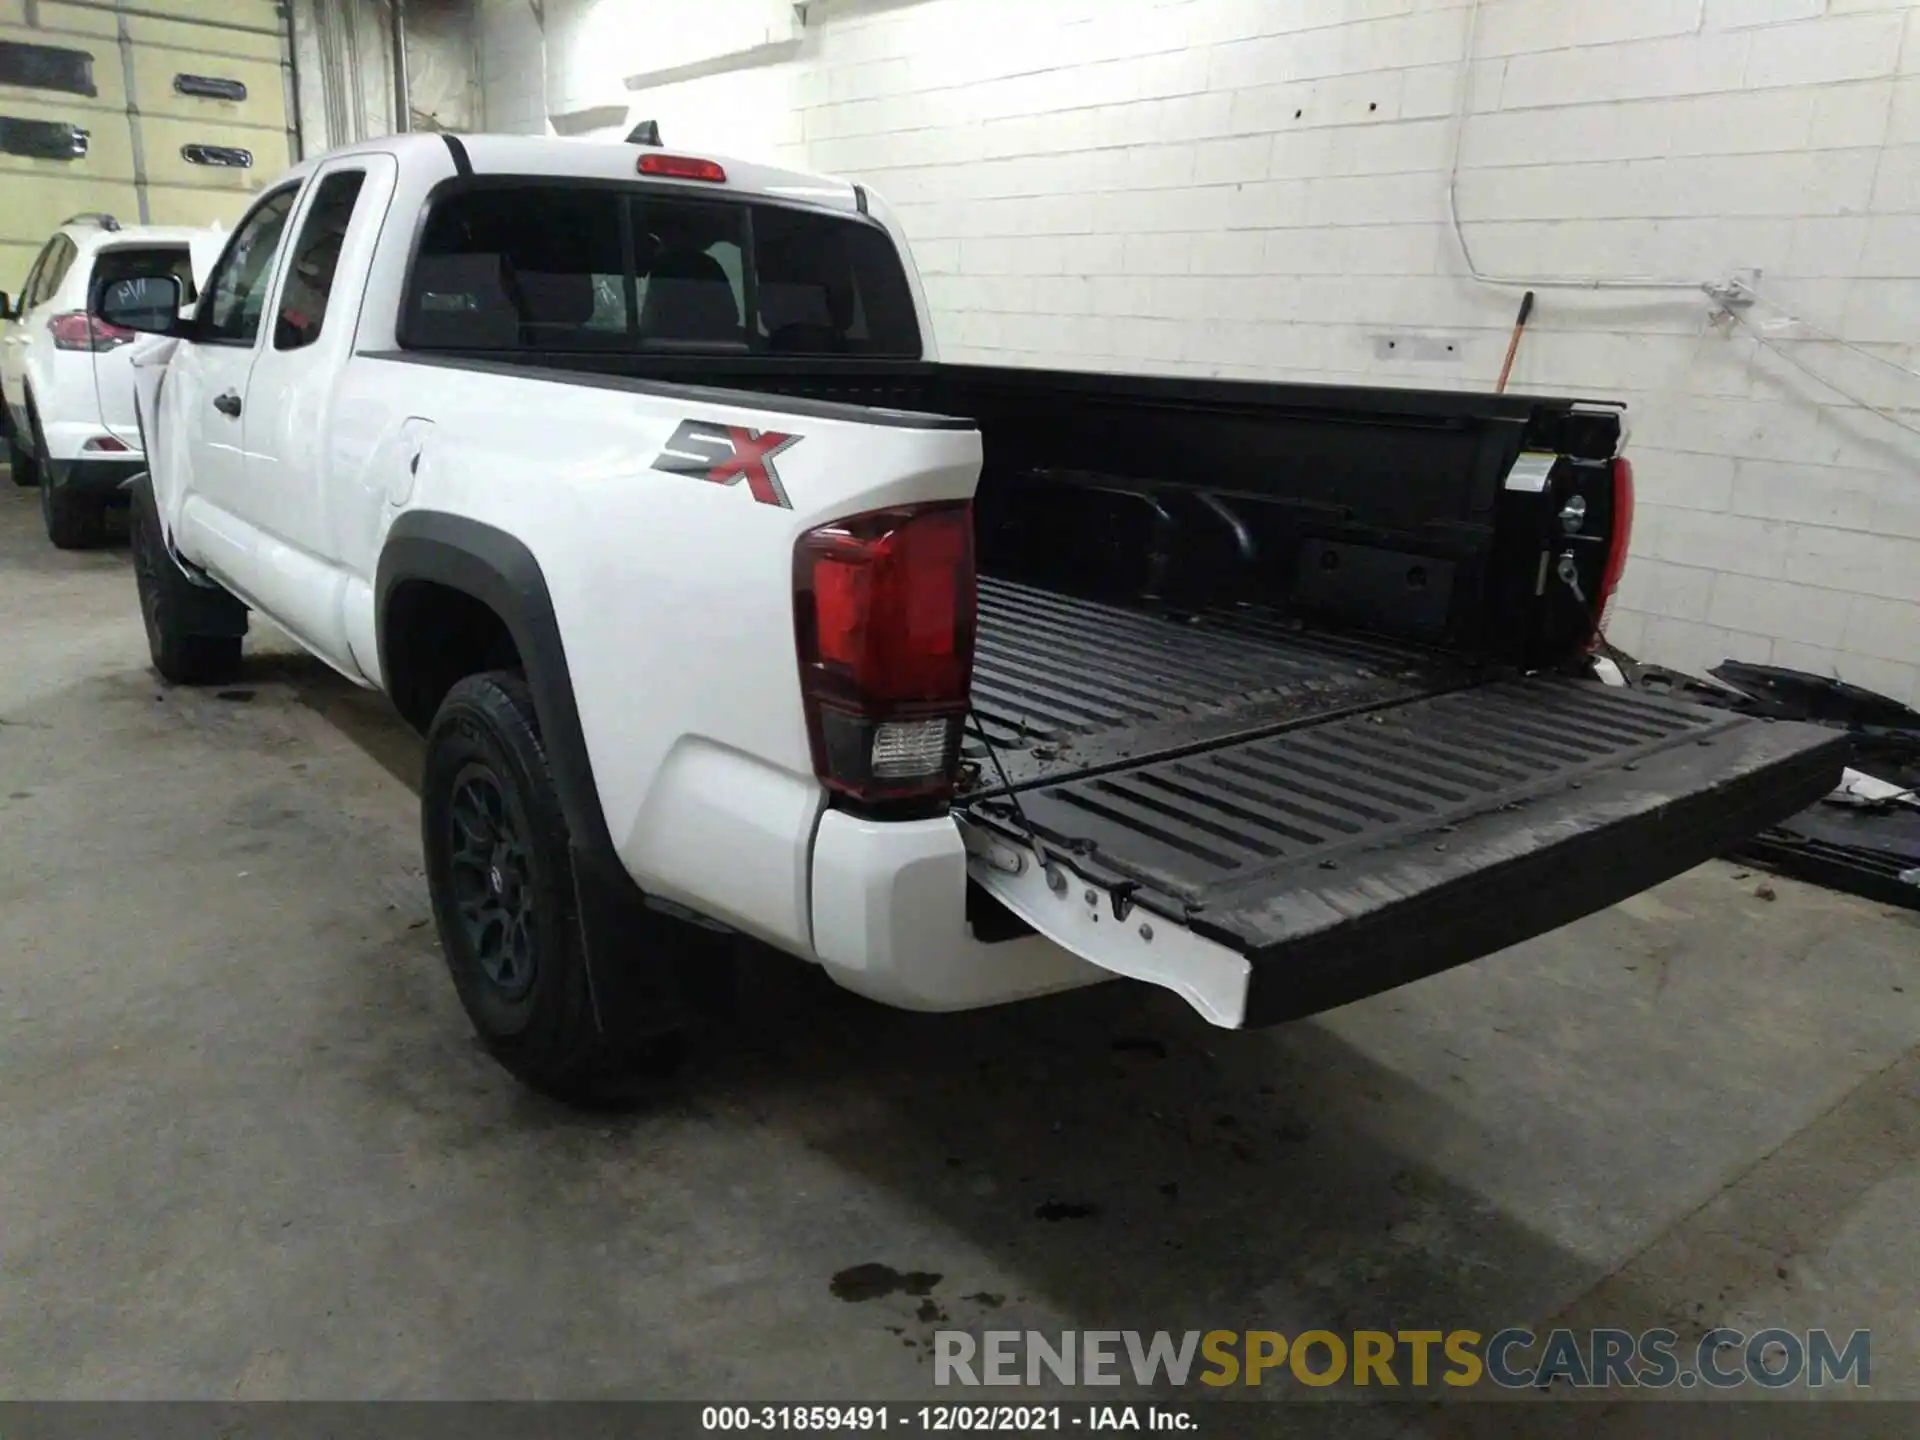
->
[[274, 170, 366, 351], [200, 186, 298, 346]]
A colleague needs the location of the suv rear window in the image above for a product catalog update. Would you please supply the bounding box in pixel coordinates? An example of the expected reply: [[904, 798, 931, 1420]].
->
[[400, 181, 920, 357], [95, 247, 200, 303], [88, 245, 201, 312]]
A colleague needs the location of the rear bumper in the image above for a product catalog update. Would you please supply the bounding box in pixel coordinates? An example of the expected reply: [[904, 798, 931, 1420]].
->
[[808, 808, 1108, 1012]]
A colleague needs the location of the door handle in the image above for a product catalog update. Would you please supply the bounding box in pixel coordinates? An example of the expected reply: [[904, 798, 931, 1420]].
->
[[212, 391, 242, 418]]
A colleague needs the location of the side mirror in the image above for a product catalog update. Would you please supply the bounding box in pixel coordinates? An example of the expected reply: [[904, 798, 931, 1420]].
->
[[93, 274, 185, 336], [0, 291, 13, 321]]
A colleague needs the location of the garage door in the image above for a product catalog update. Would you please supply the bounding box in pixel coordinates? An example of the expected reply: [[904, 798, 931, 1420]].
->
[[0, 0, 296, 296]]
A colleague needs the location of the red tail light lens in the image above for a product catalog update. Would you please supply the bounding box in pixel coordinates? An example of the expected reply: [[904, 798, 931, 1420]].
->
[[638, 153, 727, 183], [795, 502, 976, 806], [1596, 456, 1635, 638], [50, 311, 134, 351]]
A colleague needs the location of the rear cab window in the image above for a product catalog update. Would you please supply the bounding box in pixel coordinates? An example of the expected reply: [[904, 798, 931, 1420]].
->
[[399, 180, 920, 358]]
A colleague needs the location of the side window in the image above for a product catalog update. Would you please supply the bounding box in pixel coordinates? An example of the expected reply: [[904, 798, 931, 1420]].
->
[[23, 236, 65, 308], [403, 185, 627, 350], [200, 187, 298, 345], [274, 169, 366, 351], [16, 241, 53, 310], [39, 237, 78, 303]]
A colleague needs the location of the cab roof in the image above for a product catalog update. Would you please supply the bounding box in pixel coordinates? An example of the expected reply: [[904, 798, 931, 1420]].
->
[[297, 131, 864, 214]]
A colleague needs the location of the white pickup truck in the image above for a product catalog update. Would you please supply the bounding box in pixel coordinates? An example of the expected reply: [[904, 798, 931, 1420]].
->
[[92, 132, 1846, 1102]]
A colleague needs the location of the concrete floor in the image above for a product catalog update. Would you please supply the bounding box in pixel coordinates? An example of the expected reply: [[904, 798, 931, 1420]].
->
[[0, 473, 1914, 1410]]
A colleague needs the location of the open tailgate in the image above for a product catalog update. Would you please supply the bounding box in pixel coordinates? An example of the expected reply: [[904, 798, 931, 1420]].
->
[[958, 678, 1848, 1028]]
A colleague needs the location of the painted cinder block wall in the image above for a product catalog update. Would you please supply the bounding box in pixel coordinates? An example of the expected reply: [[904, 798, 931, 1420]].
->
[[476, 0, 1920, 706]]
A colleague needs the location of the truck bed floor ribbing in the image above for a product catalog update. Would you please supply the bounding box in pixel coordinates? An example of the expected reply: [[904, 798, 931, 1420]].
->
[[963, 577, 1466, 796]]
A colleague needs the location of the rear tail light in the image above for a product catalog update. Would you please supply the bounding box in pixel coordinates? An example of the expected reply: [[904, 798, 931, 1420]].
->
[[794, 502, 976, 807], [50, 311, 135, 351], [82, 434, 130, 452], [1595, 456, 1635, 639], [638, 153, 727, 183]]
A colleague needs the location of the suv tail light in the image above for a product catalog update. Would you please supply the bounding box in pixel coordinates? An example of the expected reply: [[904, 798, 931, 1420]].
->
[[1595, 456, 1635, 639], [50, 311, 134, 351], [794, 502, 976, 808]]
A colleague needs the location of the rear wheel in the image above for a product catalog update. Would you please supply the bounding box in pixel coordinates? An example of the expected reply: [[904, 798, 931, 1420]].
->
[[423, 671, 684, 1103], [41, 470, 108, 549], [6, 423, 37, 487], [129, 473, 245, 682]]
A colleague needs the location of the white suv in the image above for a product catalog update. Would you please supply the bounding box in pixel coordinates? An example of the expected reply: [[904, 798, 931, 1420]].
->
[[1, 214, 224, 548]]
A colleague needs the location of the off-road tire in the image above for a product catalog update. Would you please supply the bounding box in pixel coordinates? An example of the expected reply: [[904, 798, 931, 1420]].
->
[[6, 422, 37, 487], [129, 473, 246, 682], [41, 469, 109, 549], [422, 670, 683, 1103]]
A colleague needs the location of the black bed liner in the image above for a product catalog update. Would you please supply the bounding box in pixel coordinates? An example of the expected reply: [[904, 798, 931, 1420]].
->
[[963, 577, 1473, 795], [958, 582, 1849, 1025]]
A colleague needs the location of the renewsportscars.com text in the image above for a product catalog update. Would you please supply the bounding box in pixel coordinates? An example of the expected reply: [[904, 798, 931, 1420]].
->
[[933, 1328, 1871, 1391]]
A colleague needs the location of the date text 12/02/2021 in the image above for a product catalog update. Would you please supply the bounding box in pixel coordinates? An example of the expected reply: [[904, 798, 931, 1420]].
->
[[701, 1407, 1191, 1431]]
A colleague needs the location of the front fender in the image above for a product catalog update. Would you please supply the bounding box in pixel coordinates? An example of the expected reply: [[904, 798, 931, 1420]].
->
[[130, 340, 182, 523]]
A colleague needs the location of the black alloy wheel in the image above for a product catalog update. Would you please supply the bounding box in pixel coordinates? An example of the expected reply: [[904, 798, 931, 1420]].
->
[[446, 763, 539, 1002]]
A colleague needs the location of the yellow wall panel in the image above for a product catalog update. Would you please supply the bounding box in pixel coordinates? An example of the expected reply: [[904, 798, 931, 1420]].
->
[[31, 4, 117, 39], [144, 183, 257, 231], [0, 172, 139, 245], [130, 46, 287, 129], [1, 239, 41, 297], [140, 115, 290, 191], [0, 23, 125, 107], [110, 0, 281, 29], [4, 0, 294, 283], [124, 15, 283, 62], [0, 95, 136, 180]]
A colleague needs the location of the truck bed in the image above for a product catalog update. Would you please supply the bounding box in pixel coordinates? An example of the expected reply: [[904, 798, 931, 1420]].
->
[[374, 350, 1845, 1031], [961, 577, 1835, 952], [963, 577, 1471, 795]]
